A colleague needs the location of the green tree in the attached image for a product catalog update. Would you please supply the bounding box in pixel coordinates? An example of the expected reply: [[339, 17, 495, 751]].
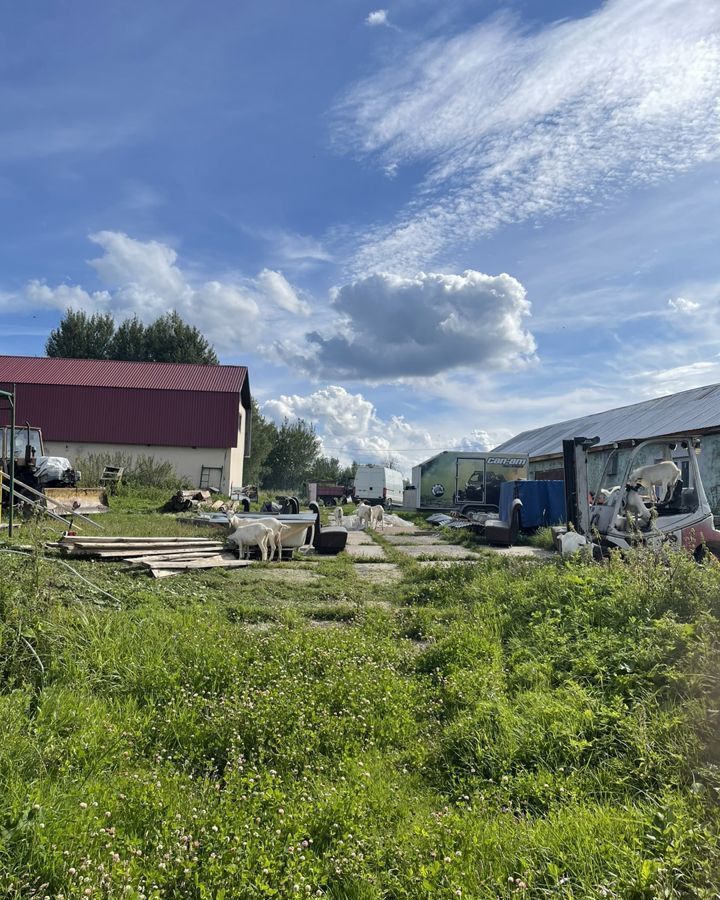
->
[[338, 461, 358, 491], [46, 309, 220, 365], [109, 316, 147, 361], [243, 400, 279, 487], [308, 455, 343, 484], [45, 309, 116, 359], [144, 311, 219, 364], [264, 418, 321, 490]]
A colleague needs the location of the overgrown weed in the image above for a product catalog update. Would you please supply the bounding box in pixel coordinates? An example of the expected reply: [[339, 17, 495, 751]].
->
[[1, 505, 720, 895]]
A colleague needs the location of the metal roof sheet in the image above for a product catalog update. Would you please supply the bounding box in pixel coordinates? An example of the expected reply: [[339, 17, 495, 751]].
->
[[0, 355, 247, 394], [0, 382, 241, 449], [493, 382, 720, 458]]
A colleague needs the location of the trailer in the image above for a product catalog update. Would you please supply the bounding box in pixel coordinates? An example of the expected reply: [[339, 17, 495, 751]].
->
[[410, 450, 528, 515], [307, 482, 349, 506]]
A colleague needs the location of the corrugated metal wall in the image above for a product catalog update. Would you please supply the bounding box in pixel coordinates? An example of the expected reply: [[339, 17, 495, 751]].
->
[[0, 382, 240, 449]]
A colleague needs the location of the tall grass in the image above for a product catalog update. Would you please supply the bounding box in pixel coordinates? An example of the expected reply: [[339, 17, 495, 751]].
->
[[74, 452, 189, 490], [0, 519, 719, 896]]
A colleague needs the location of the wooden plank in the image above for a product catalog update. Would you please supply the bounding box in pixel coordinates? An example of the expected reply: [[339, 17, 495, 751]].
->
[[59, 535, 220, 544], [140, 555, 250, 571], [123, 551, 223, 565], [73, 547, 223, 560], [149, 568, 184, 579], [59, 541, 222, 553]]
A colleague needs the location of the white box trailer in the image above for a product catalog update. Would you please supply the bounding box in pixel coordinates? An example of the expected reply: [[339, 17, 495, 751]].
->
[[353, 464, 404, 507], [410, 450, 528, 513]]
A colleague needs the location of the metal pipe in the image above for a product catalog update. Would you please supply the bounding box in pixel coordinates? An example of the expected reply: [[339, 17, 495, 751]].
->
[[0, 480, 74, 528], [0, 386, 16, 537], [9, 387, 14, 537], [0, 470, 100, 529]]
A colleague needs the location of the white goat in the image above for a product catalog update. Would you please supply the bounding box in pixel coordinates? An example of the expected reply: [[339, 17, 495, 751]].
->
[[628, 460, 681, 503], [356, 502, 371, 529], [369, 505, 384, 530], [229, 515, 314, 560], [332, 507, 343, 525], [230, 515, 288, 561], [621, 485, 651, 528], [226, 521, 274, 561]]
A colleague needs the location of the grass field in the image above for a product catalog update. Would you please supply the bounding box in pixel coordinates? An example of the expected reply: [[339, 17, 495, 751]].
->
[[1, 490, 719, 897]]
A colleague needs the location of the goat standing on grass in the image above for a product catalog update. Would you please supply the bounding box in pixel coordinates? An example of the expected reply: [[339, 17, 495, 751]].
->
[[226, 521, 274, 561], [229, 515, 314, 560], [333, 507, 343, 525]]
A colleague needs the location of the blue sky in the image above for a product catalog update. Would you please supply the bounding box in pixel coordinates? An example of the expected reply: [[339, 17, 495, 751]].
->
[[1, 0, 719, 472]]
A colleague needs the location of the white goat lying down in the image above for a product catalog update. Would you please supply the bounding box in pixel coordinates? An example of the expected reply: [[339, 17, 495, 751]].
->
[[356, 502, 371, 529], [369, 505, 384, 530], [228, 515, 314, 561], [226, 521, 274, 561], [628, 460, 681, 503]]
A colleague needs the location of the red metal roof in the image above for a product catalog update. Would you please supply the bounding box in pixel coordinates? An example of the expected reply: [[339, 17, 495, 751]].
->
[[0, 355, 247, 393], [0, 356, 250, 450]]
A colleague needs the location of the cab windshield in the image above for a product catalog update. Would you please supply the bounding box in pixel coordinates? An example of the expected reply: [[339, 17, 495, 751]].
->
[[2, 427, 43, 459], [591, 449, 622, 505]]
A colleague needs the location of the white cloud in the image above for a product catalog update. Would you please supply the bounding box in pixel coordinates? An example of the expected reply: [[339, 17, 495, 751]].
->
[[256, 268, 310, 315], [264, 386, 376, 438], [630, 360, 719, 395], [295, 269, 535, 379], [262, 384, 510, 475], [455, 429, 493, 451], [256, 228, 333, 266], [4, 231, 309, 354], [366, 9, 389, 27], [337, 0, 720, 272], [24, 281, 111, 311], [668, 296, 700, 313]]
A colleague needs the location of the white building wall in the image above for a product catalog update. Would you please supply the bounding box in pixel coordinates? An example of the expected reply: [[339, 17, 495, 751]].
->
[[228, 406, 247, 492], [45, 440, 231, 493]]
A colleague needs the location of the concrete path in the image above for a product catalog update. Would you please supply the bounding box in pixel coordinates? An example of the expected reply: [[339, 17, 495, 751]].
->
[[345, 543, 387, 559], [396, 544, 480, 559], [346, 531, 375, 545], [353, 562, 403, 583], [383, 534, 442, 545]]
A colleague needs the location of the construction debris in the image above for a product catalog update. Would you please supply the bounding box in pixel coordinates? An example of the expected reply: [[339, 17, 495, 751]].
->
[[52, 534, 250, 579], [160, 490, 213, 513]]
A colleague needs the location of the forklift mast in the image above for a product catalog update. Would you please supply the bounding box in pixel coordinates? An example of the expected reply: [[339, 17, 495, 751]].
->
[[562, 436, 599, 536]]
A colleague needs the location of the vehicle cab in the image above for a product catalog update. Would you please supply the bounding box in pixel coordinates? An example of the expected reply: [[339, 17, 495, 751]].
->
[[589, 435, 720, 558]]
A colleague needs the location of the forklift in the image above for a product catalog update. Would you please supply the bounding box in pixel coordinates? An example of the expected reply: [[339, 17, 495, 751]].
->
[[559, 434, 720, 559]]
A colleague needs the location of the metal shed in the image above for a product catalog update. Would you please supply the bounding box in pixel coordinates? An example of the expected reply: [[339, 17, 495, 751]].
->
[[493, 382, 720, 512]]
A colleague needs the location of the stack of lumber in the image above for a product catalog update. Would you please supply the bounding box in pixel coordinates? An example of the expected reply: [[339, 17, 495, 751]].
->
[[52, 535, 252, 579]]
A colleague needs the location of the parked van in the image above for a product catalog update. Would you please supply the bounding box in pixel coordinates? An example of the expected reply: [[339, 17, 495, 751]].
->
[[353, 464, 404, 508]]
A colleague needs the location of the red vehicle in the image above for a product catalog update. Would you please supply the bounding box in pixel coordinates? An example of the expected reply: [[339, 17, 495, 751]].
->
[[308, 482, 348, 506]]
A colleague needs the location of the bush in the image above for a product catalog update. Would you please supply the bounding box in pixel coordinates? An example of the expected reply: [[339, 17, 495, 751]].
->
[[74, 451, 190, 490]]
